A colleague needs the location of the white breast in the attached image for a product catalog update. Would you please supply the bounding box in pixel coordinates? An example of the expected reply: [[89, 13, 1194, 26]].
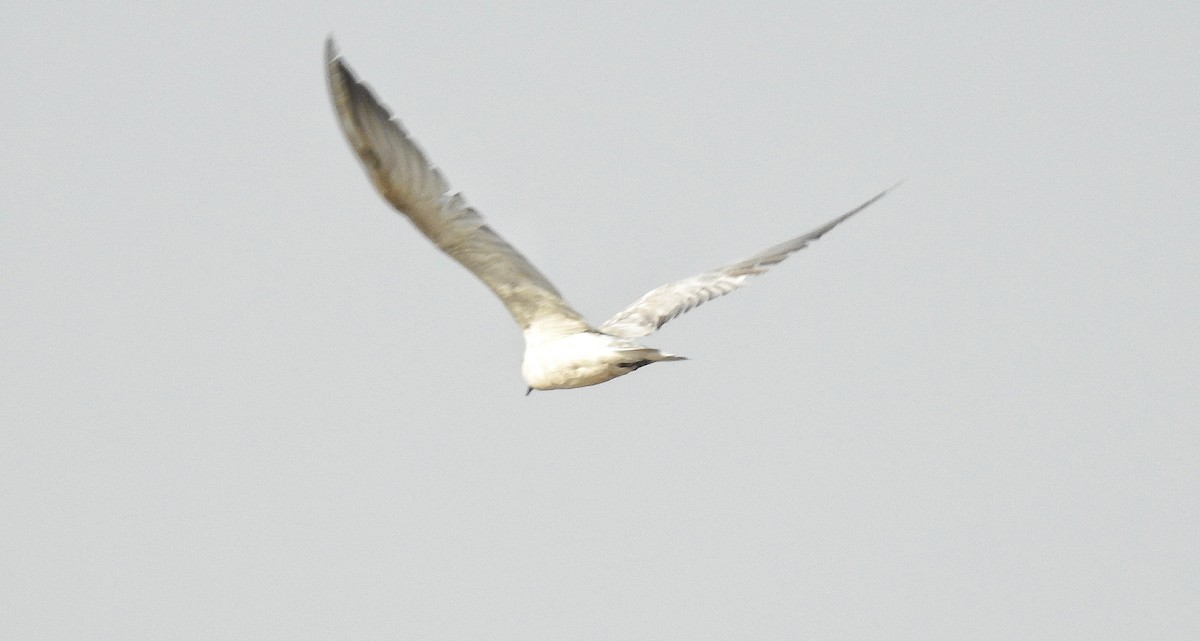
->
[[521, 330, 628, 390]]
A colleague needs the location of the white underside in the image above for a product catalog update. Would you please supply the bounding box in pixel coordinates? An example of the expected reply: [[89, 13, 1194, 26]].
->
[[521, 327, 685, 390]]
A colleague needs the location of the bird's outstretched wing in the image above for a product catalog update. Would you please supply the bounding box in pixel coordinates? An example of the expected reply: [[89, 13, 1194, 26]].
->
[[597, 186, 898, 339], [326, 38, 588, 332]]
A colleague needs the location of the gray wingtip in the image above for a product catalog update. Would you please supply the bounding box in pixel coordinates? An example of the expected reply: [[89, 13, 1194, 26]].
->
[[325, 35, 339, 63], [856, 180, 904, 213]]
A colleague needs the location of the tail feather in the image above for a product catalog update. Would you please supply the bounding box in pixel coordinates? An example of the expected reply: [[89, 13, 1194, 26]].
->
[[615, 345, 687, 363]]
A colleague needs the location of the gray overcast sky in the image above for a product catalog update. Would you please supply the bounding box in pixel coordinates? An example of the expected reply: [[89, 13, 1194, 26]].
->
[[2, 2, 1197, 639]]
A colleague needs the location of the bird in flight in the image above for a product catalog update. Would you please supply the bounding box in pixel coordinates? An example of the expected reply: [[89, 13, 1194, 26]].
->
[[325, 38, 897, 394]]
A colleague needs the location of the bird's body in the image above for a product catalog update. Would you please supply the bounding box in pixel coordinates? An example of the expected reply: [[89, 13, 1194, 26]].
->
[[521, 325, 686, 392], [325, 38, 897, 392]]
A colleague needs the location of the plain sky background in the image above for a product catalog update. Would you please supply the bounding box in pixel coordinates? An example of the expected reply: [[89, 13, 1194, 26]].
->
[[2, 2, 1198, 639]]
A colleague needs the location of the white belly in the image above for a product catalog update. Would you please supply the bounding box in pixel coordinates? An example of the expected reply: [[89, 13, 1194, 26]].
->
[[521, 329, 682, 391]]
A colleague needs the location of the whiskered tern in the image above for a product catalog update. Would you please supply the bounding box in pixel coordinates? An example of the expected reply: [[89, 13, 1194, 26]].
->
[[325, 38, 897, 393]]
